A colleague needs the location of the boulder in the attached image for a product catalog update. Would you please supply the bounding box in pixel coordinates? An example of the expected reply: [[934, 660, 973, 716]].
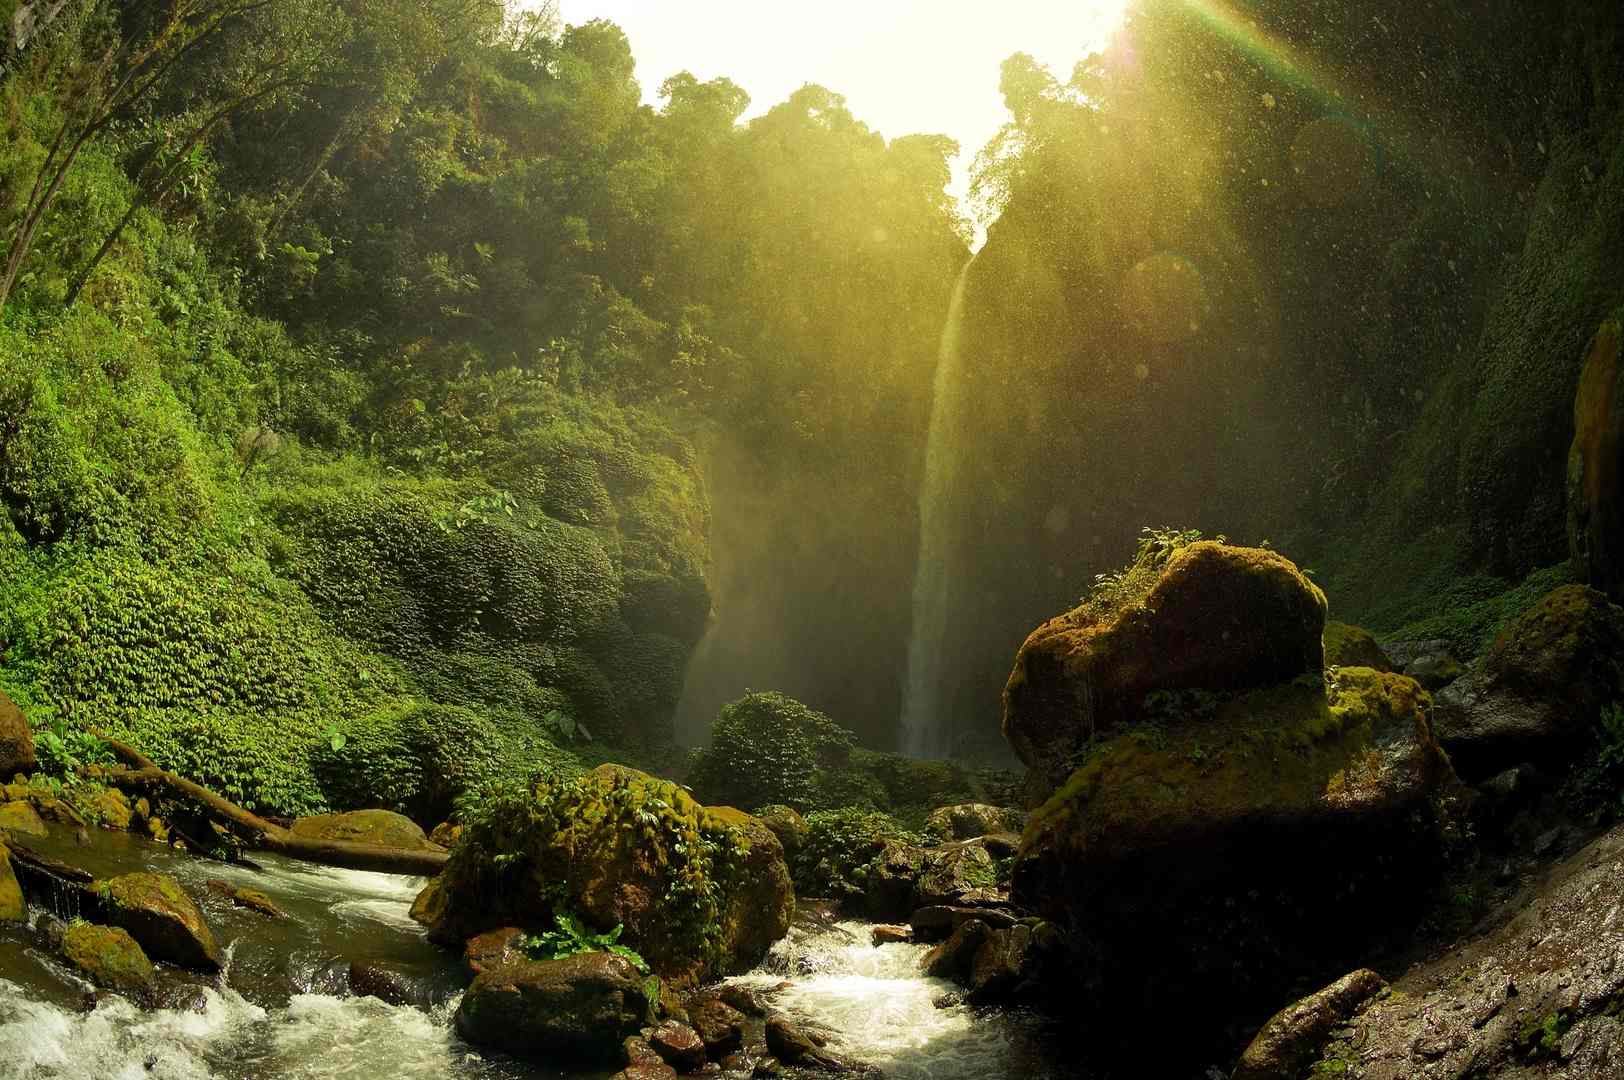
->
[[455, 951, 655, 1062], [1432, 584, 1624, 780], [1568, 317, 1623, 601], [429, 821, 463, 848], [648, 1019, 706, 1072], [204, 879, 288, 920], [0, 800, 46, 837], [1232, 968, 1387, 1080], [919, 918, 989, 982], [623, 1035, 666, 1067], [765, 1015, 842, 1069], [1012, 665, 1454, 1071], [923, 803, 1025, 842], [289, 809, 436, 850], [860, 839, 924, 922], [871, 924, 911, 945], [1406, 651, 1464, 690], [909, 904, 1018, 942], [1286, 824, 1624, 1078], [348, 959, 426, 1007], [1004, 543, 1327, 792], [88, 788, 132, 830], [753, 805, 808, 864], [0, 692, 34, 777], [1322, 621, 1394, 671], [689, 997, 746, 1057], [0, 841, 23, 922], [426, 767, 792, 986], [463, 926, 525, 977], [95, 872, 220, 972], [915, 839, 1006, 908], [60, 922, 154, 996]]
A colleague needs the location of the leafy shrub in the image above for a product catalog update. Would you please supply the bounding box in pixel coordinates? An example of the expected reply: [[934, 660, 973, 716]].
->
[[794, 807, 921, 900], [687, 691, 857, 813], [522, 911, 651, 974]]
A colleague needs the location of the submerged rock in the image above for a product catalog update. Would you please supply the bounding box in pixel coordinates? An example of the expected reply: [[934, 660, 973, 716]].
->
[[348, 959, 427, 1008], [95, 871, 220, 972], [289, 809, 436, 850], [455, 951, 655, 1062], [205, 878, 288, 920], [0, 691, 34, 778], [60, 922, 154, 996], [1432, 584, 1624, 780], [1003, 542, 1327, 792]]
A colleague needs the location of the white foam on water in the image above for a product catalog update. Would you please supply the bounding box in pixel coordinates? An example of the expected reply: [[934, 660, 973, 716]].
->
[[737, 920, 1047, 1080], [255, 993, 468, 1078]]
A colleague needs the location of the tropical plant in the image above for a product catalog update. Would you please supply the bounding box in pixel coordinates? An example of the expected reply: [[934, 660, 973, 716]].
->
[[521, 911, 651, 974]]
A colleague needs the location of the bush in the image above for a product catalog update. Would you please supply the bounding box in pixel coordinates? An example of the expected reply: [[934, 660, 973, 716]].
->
[[687, 691, 857, 813], [794, 807, 921, 900]]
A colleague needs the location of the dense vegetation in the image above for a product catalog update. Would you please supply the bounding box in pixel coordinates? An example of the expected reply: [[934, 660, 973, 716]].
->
[[0, 0, 966, 814]]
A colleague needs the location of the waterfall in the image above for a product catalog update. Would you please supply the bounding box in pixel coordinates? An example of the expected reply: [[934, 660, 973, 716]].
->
[[900, 263, 973, 758]]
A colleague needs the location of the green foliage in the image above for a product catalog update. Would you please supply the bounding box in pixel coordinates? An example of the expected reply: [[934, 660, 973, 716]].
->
[[1379, 563, 1577, 659], [31, 718, 116, 778], [521, 911, 651, 974], [1080, 526, 1225, 621], [687, 692, 857, 813], [794, 806, 921, 900]]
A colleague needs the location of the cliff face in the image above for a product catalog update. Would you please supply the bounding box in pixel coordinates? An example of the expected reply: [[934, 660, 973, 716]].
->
[[926, 0, 1620, 737]]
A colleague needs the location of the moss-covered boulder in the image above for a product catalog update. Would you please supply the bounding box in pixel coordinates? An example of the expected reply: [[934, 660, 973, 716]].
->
[[60, 922, 154, 996], [95, 872, 220, 972], [88, 788, 133, 830], [1232, 968, 1388, 1080], [1568, 317, 1623, 601], [0, 692, 33, 777], [289, 809, 436, 850], [0, 841, 24, 922], [0, 800, 47, 837], [753, 805, 807, 865], [1322, 622, 1393, 671], [1004, 543, 1328, 792], [923, 803, 1025, 843], [424, 765, 791, 985], [1433, 584, 1624, 780], [1012, 666, 1454, 1071], [454, 951, 656, 1063]]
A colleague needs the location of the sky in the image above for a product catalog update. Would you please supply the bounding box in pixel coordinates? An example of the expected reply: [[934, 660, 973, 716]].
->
[[555, 1, 1131, 245]]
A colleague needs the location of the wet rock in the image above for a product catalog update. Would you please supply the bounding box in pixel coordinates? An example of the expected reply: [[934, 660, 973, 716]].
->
[[716, 982, 766, 1016], [289, 809, 435, 850], [1291, 823, 1624, 1078], [967, 924, 1041, 1002], [455, 951, 656, 1062], [765, 1015, 842, 1069], [610, 1065, 678, 1080], [156, 982, 212, 1013], [463, 925, 525, 977], [752, 1058, 783, 1077], [624, 1034, 666, 1067], [348, 959, 424, 1007], [0, 691, 34, 777], [88, 788, 132, 830], [1432, 584, 1624, 780], [60, 922, 154, 996], [1322, 621, 1394, 671], [919, 918, 989, 982], [870, 924, 911, 946], [0, 800, 47, 837], [908, 904, 1017, 943], [95, 871, 220, 972], [428, 821, 462, 848], [648, 1019, 706, 1071], [408, 875, 448, 928], [923, 803, 1025, 842], [1406, 650, 1464, 690], [932, 991, 962, 1009], [689, 997, 746, 1058], [1004, 542, 1327, 793], [1231, 968, 1387, 1080], [915, 838, 1007, 908], [205, 878, 288, 919], [0, 841, 23, 922]]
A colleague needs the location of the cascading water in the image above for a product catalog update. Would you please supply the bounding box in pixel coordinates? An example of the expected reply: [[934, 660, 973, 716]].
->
[[901, 262, 974, 757]]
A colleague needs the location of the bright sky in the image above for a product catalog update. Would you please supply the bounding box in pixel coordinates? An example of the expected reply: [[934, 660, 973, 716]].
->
[[556, 1, 1130, 245]]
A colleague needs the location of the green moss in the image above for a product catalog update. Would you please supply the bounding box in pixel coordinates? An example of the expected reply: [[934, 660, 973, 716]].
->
[[795, 807, 922, 899]]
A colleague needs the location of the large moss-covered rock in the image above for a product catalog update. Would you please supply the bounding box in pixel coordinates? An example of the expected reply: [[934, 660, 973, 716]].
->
[[1322, 621, 1393, 671], [95, 872, 220, 972], [1003, 543, 1327, 792], [0, 842, 24, 922], [289, 809, 436, 850], [60, 922, 154, 996], [425, 765, 791, 985], [455, 951, 655, 1062], [0, 691, 33, 777], [1432, 584, 1624, 779], [0, 800, 46, 837], [1012, 666, 1454, 1071], [1568, 318, 1624, 600]]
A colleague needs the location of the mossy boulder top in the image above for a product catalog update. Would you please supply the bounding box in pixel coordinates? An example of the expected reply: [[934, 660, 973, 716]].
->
[[289, 809, 438, 850], [1003, 542, 1327, 791], [60, 922, 155, 996], [1011, 666, 1455, 1067], [421, 765, 792, 986], [0, 841, 24, 923], [0, 691, 34, 778], [95, 871, 220, 972], [1322, 622, 1394, 672]]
